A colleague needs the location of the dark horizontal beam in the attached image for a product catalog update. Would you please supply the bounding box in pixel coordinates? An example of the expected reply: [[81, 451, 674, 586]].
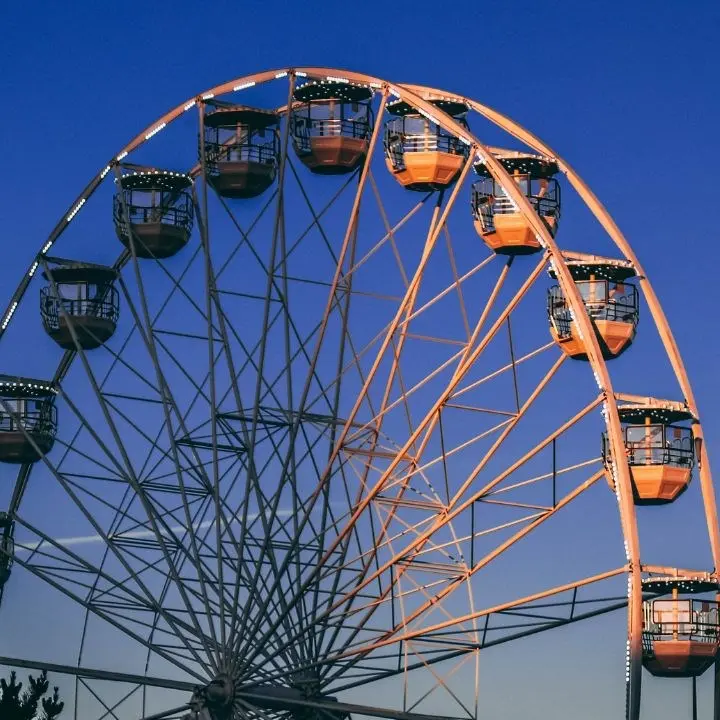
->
[[0, 656, 197, 692], [237, 688, 469, 720]]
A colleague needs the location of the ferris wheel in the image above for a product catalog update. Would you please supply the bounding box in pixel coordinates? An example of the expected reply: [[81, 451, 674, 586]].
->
[[0, 67, 717, 720]]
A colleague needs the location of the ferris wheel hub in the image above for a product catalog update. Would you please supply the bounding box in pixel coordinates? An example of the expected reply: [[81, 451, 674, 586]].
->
[[188, 675, 235, 720], [206, 675, 234, 706]]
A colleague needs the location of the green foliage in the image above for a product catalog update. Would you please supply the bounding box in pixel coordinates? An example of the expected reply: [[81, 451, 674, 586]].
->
[[0, 671, 64, 720]]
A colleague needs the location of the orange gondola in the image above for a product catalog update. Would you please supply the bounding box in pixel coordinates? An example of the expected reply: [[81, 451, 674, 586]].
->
[[472, 150, 561, 255], [203, 105, 279, 198], [603, 399, 695, 504], [114, 170, 194, 258], [642, 577, 720, 677], [40, 262, 119, 350], [0, 376, 57, 464], [548, 253, 638, 360], [384, 98, 470, 192], [291, 80, 374, 174]]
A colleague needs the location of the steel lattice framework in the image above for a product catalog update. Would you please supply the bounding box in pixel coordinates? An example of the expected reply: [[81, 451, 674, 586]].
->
[[0, 67, 717, 720]]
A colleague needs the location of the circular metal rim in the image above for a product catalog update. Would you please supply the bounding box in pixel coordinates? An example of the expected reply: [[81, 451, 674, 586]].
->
[[0, 66, 715, 720], [406, 80, 718, 553]]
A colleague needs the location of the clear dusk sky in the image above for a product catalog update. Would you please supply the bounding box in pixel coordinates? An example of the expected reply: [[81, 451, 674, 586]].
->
[[0, 2, 719, 719]]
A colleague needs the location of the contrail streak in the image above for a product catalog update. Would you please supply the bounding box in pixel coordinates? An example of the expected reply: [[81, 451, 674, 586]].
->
[[14, 508, 299, 554]]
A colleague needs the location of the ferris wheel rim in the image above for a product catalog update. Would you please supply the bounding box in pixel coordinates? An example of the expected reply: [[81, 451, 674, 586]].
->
[[0, 66, 714, 720], [0, 62, 652, 700]]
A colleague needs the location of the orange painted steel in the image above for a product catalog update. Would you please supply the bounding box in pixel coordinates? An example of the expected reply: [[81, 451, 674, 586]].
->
[[406, 80, 720, 573], [334, 564, 628, 656], [322, 390, 602, 654], [393, 80, 643, 719], [642, 566, 717, 580], [318, 297, 571, 622], [360, 466, 606, 644], [400, 79, 717, 716]]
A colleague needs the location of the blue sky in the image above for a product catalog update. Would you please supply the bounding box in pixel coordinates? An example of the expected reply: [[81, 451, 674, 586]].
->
[[0, 1, 719, 719], [1, 0, 718, 407]]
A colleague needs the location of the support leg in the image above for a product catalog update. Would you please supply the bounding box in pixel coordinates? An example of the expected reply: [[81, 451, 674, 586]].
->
[[626, 569, 643, 720]]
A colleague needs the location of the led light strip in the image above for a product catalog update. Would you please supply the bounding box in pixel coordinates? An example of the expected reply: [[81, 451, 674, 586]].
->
[[0, 379, 55, 393], [1, 302, 18, 330], [66, 198, 86, 222], [144, 122, 167, 140]]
